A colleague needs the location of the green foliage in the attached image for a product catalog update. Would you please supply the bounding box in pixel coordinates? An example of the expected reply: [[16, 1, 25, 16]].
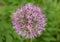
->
[[0, 0, 60, 42]]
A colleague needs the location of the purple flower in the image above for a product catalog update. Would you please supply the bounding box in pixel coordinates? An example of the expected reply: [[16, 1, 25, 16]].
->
[[12, 3, 46, 38]]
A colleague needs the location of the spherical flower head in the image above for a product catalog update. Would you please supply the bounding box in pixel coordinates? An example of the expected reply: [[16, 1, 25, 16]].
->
[[12, 3, 46, 38]]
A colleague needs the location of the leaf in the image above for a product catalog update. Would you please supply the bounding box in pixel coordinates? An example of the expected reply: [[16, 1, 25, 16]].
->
[[6, 34, 12, 42]]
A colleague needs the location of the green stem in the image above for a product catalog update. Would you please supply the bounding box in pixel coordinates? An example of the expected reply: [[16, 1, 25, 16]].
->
[[30, 38, 32, 42], [26, 38, 32, 42]]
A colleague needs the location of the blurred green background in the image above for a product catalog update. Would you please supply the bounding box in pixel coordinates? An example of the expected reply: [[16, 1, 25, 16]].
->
[[0, 0, 60, 42]]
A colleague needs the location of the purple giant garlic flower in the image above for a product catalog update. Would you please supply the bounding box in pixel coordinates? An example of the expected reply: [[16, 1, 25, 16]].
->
[[12, 3, 46, 38]]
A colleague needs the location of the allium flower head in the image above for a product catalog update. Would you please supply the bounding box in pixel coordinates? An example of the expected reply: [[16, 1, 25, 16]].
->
[[12, 3, 46, 38]]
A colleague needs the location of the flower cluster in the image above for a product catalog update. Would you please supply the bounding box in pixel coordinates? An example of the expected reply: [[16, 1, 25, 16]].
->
[[12, 3, 46, 38]]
